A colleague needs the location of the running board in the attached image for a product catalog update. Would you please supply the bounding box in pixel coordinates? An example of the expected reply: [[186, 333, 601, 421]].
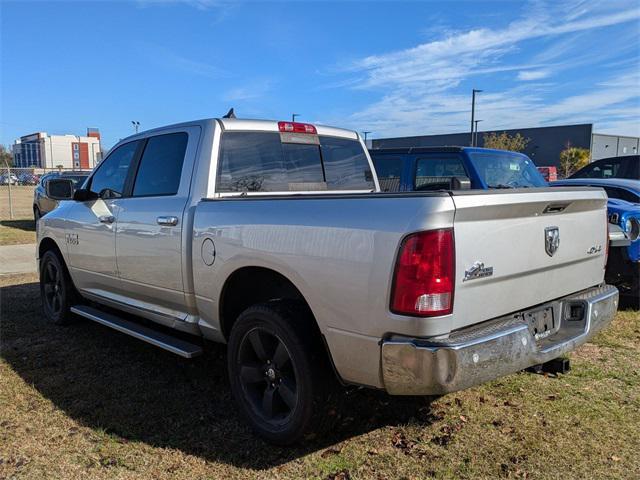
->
[[70, 305, 203, 358]]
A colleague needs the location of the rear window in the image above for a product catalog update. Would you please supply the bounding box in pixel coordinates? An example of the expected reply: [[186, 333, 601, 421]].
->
[[217, 132, 374, 193]]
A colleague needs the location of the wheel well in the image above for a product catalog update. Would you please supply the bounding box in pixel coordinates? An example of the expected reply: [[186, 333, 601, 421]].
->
[[39, 237, 62, 260], [220, 267, 315, 341]]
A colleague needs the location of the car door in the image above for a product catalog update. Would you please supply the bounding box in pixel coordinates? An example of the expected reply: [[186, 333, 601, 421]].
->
[[112, 127, 200, 321], [65, 140, 140, 294]]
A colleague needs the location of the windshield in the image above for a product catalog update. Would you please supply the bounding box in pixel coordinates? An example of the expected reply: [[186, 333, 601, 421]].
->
[[467, 151, 546, 188]]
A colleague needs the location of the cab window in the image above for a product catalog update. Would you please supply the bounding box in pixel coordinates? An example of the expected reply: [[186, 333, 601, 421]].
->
[[132, 133, 188, 197], [371, 155, 402, 192], [89, 141, 138, 198]]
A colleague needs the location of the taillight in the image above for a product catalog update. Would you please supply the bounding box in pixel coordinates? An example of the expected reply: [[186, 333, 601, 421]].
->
[[278, 121, 317, 134], [390, 229, 455, 317]]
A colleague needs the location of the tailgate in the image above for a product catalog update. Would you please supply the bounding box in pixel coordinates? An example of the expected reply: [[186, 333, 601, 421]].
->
[[450, 187, 607, 331]]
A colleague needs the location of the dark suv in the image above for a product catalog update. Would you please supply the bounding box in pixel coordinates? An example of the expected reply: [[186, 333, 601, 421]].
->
[[33, 171, 90, 220], [570, 155, 639, 180]]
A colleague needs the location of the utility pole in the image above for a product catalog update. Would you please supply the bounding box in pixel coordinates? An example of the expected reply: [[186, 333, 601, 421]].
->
[[470, 89, 482, 146], [131, 121, 140, 134], [473, 120, 483, 147], [291, 113, 300, 122]]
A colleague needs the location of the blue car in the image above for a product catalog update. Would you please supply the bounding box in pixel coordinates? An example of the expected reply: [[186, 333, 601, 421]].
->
[[369, 146, 547, 192], [553, 178, 640, 297]]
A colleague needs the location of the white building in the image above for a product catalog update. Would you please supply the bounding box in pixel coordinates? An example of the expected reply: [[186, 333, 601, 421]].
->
[[12, 128, 102, 170]]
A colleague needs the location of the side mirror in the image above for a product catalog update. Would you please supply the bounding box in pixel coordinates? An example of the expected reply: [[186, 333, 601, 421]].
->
[[46, 178, 74, 200], [450, 176, 472, 190], [72, 188, 98, 201]]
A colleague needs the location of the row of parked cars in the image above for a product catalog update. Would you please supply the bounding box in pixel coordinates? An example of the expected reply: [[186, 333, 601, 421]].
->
[[0, 172, 41, 185], [35, 117, 635, 444]]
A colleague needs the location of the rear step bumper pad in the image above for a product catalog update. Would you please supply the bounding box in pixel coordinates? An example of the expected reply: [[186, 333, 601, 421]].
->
[[71, 306, 203, 358], [381, 284, 618, 395]]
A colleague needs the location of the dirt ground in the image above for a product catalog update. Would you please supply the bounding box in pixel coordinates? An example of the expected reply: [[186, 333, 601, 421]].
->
[[1, 273, 639, 479]]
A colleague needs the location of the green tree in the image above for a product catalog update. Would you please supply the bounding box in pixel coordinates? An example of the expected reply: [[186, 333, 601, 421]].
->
[[0, 145, 13, 167], [483, 132, 530, 152], [559, 147, 590, 178]]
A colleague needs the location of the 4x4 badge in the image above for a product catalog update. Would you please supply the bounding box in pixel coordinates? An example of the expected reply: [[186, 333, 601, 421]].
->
[[544, 226, 560, 257]]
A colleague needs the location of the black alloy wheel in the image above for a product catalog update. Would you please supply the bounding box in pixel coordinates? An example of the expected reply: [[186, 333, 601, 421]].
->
[[228, 301, 324, 445], [39, 250, 77, 325], [237, 327, 299, 424]]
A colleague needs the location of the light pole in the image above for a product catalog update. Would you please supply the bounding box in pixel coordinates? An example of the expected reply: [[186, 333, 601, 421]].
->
[[131, 121, 140, 134], [291, 113, 300, 122], [470, 89, 482, 146], [473, 120, 483, 147], [362, 131, 371, 143]]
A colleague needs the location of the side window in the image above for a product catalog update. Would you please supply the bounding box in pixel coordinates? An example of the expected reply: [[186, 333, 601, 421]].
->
[[578, 160, 622, 179], [603, 187, 639, 203], [132, 133, 188, 197], [372, 156, 402, 192], [89, 141, 138, 197], [415, 154, 466, 191]]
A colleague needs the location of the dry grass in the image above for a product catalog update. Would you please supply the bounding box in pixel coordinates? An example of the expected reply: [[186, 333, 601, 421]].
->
[[1, 273, 639, 479], [0, 186, 36, 220], [0, 187, 36, 246]]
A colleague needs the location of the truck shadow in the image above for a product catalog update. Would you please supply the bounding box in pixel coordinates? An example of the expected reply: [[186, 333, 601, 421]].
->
[[0, 219, 36, 232], [1, 280, 436, 469]]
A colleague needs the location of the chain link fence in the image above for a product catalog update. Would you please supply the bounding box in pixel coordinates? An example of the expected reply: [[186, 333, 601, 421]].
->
[[1, 166, 92, 221]]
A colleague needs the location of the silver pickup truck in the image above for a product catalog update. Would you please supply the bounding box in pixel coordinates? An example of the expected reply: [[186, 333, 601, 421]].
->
[[38, 118, 618, 444]]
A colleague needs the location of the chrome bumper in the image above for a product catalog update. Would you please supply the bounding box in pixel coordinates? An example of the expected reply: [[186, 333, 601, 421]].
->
[[381, 285, 619, 395]]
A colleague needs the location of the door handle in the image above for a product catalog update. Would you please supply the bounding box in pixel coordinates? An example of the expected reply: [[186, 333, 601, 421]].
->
[[157, 216, 179, 226], [98, 215, 115, 224]]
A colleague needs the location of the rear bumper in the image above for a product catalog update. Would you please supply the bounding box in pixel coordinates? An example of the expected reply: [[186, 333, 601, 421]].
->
[[381, 284, 618, 395]]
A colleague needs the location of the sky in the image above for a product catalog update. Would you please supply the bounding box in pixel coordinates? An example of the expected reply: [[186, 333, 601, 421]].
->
[[1, 0, 639, 149]]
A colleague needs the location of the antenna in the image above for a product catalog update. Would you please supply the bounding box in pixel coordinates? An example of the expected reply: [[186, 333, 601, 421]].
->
[[223, 108, 236, 119]]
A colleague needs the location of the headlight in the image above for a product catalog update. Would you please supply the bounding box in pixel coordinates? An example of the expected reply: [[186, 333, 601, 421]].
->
[[625, 217, 640, 241]]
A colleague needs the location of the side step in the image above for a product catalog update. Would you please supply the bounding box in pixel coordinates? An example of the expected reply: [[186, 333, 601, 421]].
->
[[70, 305, 203, 358]]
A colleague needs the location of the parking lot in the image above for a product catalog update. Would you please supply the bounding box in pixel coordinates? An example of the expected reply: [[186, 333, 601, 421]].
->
[[1, 272, 638, 479]]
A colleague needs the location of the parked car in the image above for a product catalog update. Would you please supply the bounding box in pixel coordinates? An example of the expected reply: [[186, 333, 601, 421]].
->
[[553, 178, 640, 297], [18, 172, 40, 185], [570, 155, 639, 180], [0, 173, 19, 185], [33, 171, 89, 220], [38, 118, 617, 444], [537, 166, 558, 182], [369, 146, 547, 192]]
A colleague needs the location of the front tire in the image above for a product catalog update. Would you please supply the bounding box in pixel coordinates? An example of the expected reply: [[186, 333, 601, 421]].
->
[[227, 301, 324, 445], [40, 250, 78, 325]]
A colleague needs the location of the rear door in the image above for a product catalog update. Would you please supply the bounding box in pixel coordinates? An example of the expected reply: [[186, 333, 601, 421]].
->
[[450, 188, 608, 332], [113, 127, 200, 318]]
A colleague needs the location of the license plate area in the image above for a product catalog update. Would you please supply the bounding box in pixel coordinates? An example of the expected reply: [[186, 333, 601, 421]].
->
[[526, 307, 555, 341]]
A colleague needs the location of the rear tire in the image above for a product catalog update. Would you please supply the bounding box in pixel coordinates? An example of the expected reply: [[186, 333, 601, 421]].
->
[[40, 250, 78, 325], [227, 301, 327, 445]]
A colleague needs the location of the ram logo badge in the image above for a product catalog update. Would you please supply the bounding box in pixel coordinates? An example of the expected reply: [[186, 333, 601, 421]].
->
[[544, 226, 560, 257], [463, 261, 494, 282]]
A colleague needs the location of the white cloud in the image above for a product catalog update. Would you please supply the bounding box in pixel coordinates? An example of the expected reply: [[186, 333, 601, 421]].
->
[[517, 70, 550, 81], [330, 0, 640, 139], [222, 79, 273, 102]]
